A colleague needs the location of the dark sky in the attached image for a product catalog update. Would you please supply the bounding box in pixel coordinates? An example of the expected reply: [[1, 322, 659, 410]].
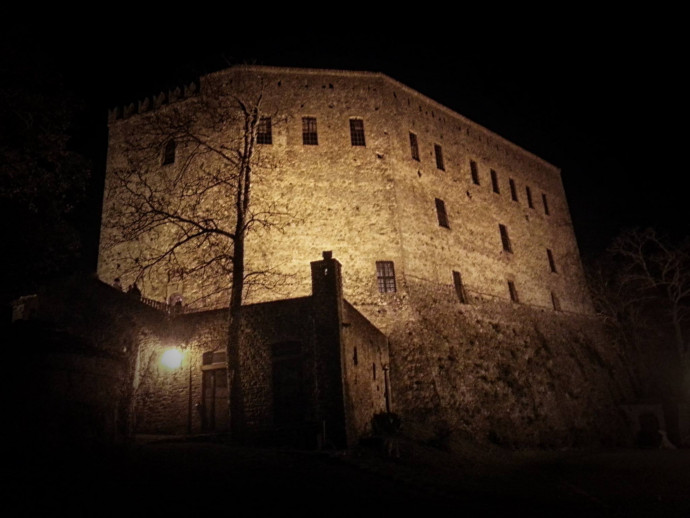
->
[[4, 19, 684, 268]]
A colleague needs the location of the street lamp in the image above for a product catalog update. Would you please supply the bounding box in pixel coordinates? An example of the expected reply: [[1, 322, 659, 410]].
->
[[160, 348, 184, 369]]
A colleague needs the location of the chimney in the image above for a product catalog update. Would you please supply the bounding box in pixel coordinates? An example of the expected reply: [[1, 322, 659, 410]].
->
[[311, 251, 341, 301], [309, 251, 347, 448]]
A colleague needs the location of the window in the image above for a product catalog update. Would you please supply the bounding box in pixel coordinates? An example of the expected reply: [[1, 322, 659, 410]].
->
[[349, 118, 366, 146], [435, 198, 449, 228], [508, 280, 519, 303], [202, 350, 227, 366], [434, 144, 445, 170], [542, 193, 550, 215], [546, 248, 557, 273], [526, 186, 534, 208], [376, 261, 397, 293], [257, 117, 272, 144], [302, 117, 318, 145], [491, 169, 500, 193], [499, 224, 512, 253], [551, 291, 561, 311], [409, 132, 420, 161], [201, 366, 228, 431], [509, 179, 518, 201], [470, 160, 480, 185], [162, 140, 176, 165], [452, 270, 468, 304]]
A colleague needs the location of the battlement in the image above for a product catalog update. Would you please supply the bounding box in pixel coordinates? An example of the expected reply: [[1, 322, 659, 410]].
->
[[107, 79, 200, 122]]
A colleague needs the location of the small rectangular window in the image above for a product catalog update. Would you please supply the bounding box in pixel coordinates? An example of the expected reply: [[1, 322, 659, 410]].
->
[[302, 117, 318, 145], [499, 224, 512, 253], [376, 261, 397, 293], [202, 350, 227, 365], [551, 291, 561, 311], [470, 160, 480, 185], [452, 271, 468, 304], [349, 119, 366, 146], [509, 178, 518, 201], [435, 198, 449, 228], [434, 144, 445, 170], [508, 280, 519, 303], [257, 117, 272, 144], [526, 186, 534, 208], [409, 132, 420, 161], [542, 193, 550, 215], [491, 169, 500, 193], [162, 140, 176, 165], [547, 248, 557, 273]]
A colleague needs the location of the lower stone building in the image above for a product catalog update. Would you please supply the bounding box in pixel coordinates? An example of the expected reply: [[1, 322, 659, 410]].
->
[[134, 252, 389, 448], [9, 253, 389, 450]]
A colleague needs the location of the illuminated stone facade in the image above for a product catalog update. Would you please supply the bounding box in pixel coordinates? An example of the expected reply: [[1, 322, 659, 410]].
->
[[99, 66, 635, 446], [99, 65, 591, 318]]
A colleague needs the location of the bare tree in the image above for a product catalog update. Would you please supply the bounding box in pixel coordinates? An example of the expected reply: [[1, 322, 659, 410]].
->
[[607, 228, 690, 394], [102, 73, 289, 438], [586, 253, 656, 395]]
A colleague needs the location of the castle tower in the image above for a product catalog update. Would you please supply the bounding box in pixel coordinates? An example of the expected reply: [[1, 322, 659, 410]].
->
[[99, 66, 632, 447], [99, 65, 592, 320]]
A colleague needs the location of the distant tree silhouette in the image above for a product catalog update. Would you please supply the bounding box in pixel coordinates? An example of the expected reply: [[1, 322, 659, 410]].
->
[[0, 44, 91, 305], [589, 228, 689, 398]]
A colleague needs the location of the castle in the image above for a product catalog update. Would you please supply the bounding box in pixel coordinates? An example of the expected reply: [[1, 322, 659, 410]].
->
[[96, 66, 634, 447]]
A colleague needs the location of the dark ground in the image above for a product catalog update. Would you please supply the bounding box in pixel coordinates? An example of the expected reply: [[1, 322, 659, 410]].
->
[[8, 434, 689, 516]]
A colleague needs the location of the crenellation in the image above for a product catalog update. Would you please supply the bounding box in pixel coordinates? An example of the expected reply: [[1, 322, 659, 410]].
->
[[107, 80, 201, 123]]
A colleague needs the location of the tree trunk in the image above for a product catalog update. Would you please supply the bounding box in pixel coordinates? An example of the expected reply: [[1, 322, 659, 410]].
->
[[671, 306, 688, 398], [227, 239, 245, 439], [225, 97, 259, 440]]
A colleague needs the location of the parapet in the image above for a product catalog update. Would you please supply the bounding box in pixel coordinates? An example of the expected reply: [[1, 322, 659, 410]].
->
[[108, 80, 200, 123]]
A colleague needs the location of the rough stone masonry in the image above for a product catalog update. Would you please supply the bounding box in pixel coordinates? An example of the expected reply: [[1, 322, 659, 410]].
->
[[99, 65, 635, 447]]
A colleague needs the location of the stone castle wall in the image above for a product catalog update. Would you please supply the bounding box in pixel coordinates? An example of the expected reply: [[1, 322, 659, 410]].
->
[[99, 65, 591, 319], [132, 309, 228, 435], [386, 278, 634, 447], [341, 301, 391, 442], [99, 66, 632, 446]]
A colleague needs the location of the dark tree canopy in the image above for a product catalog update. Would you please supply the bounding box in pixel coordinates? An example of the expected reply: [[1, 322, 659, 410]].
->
[[587, 227, 689, 399], [1, 44, 92, 305]]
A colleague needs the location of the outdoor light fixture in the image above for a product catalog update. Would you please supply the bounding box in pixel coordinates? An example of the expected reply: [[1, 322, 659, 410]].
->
[[160, 348, 184, 369], [160, 345, 194, 434]]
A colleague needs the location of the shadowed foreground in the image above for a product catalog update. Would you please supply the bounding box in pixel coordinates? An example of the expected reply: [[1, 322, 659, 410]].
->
[[10, 435, 690, 516]]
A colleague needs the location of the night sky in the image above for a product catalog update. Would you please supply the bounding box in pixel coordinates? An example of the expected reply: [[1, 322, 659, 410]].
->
[[4, 18, 684, 271]]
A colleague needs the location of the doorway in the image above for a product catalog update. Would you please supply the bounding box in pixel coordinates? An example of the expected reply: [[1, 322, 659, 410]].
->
[[271, 341, 307, 425], [201, 350, 229, 432]]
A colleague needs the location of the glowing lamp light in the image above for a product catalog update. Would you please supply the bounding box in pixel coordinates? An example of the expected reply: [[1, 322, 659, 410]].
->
[[160, 348, 184, 369]]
